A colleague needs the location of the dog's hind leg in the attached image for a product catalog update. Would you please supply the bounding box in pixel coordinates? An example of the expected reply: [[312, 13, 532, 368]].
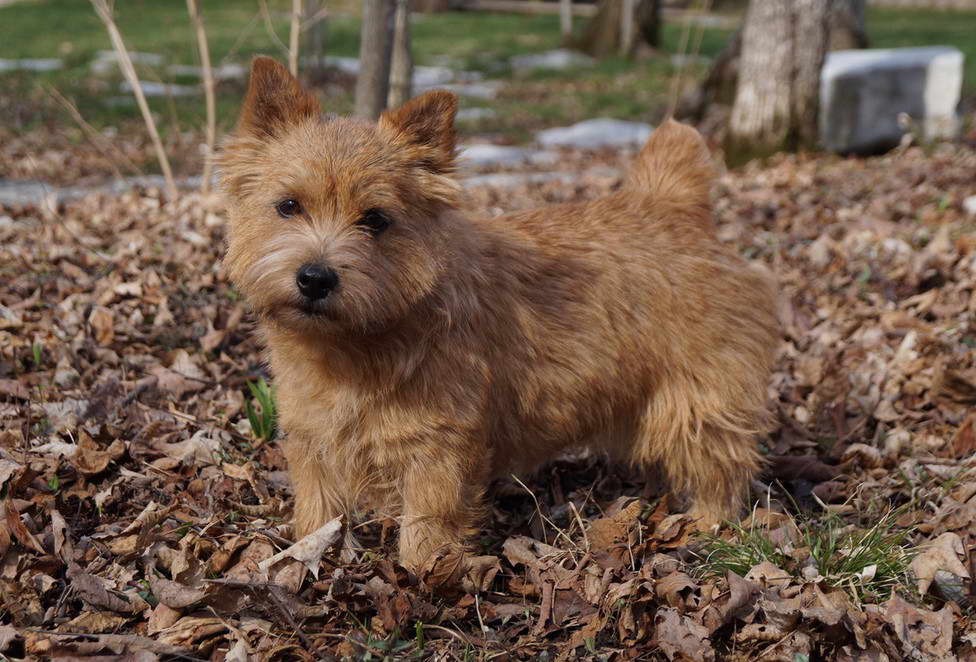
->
[[632, 387, 763, 530]]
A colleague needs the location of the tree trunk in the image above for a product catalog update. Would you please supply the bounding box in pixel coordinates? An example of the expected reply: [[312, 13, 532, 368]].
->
[[678, 27, 740, 122], [620, 0, 636, 57], [828, 0, 868, 50], [388, 0, 413, 108], [413, 0, 451, 11], [305, 0, 327, 71], [560, 0, 573, 40], [575, 0, 660, 59], [354, 0, 396, 120], [682, 0, 866, 131], [725, 0, 831, 162], [635, 0, 661, 49], [792, 0, 831, 148]]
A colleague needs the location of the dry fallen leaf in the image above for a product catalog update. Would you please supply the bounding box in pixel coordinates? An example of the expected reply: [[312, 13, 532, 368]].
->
[[88, 306, 115, 346], [949, 413, 976, 458], [587, 497, 642, 550], [462, 554, 502, 593], [67, 567, 148, 614], [842, 443, 884, 469], [745, 561, 793, 589], [61, 610, 132, 633], [5, 499, 45, 554], [653, 607, 715, 661], [149, 575, 209, 610], [258, 516, 343, 580], [70, 432, 125, 475], [910, 532, 970, 596], [0, 623, 21, 653], [882, 595, 954, 661]]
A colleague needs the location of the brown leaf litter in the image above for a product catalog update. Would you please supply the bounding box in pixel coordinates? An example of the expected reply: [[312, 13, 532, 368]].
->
[[1, 142, 976, 659]]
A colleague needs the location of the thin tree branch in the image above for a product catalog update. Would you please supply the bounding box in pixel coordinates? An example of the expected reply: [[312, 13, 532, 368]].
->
[[186, 0, 216, 193], [289, 0, 302, 75], [43, 84, 142, 180], [90, 0, 177, 199], [259, 0, 290, 59]]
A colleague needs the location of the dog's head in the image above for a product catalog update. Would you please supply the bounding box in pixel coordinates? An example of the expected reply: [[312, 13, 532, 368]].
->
[[219, 57, 460, 336]]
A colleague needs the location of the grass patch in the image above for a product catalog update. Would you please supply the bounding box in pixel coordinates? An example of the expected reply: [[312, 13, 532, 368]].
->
[[696, 507, 916, 603], [245, 377, 277, 442], [0, 1, 731, 145], [868, 7, 976, 91], [0, 2, 972, 164]]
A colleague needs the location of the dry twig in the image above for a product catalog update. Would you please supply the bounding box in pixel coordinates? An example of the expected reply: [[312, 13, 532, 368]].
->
[[90, 0, 177, 199], [289, 0, 302, 75], [43, 85, 142, 180], [186, 0, 216, 193]]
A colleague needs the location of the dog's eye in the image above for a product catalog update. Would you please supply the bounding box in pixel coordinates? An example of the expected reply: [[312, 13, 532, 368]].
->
[[355, 209, 391, 236], [276, 199, 302, 218]]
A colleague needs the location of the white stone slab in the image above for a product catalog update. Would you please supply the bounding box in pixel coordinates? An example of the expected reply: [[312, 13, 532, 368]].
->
[[456, 107, 497, 122], [91, 50, 165, 74], [458, 144, 558, 169], [168, 62, 245, 80], [510, 49, 594, 73], [963, 195, 976, 217], [536, 118, 653, 149], [462, 172, 575, 189], [820, 46, 963, 154], [0, 58, 63, 72], [120, 80, 199, 97]]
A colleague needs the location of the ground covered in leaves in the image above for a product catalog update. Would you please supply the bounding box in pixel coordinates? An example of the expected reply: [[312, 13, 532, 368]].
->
[[2, 139, 976, 661]]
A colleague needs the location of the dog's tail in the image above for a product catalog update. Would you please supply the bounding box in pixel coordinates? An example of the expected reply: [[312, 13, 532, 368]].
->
[[625, 119, 715, 210]]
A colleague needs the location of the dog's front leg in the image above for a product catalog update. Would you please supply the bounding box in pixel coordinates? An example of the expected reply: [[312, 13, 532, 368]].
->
[[283, 434, 346, 540], [397, 450, 487, 572]]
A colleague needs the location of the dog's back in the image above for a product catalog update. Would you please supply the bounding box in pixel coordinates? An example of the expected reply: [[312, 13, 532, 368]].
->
[[473, 121, 779, 526]]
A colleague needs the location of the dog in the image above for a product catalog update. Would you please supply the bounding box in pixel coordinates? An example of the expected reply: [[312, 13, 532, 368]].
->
[[219, 56, 779, 571]]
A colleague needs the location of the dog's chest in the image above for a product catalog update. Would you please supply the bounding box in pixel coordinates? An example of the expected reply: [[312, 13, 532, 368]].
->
[[276, 368, 445, 467]]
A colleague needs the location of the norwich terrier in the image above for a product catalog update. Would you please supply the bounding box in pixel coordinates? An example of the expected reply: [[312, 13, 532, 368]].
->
[[219, 57, 779, 571]]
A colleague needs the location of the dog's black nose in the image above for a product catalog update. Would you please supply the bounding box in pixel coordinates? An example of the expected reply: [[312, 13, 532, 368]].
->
[[296, 263, 338, 301]]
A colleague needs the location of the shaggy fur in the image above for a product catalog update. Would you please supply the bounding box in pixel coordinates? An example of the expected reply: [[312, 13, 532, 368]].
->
[[219, 57, 779, 570]]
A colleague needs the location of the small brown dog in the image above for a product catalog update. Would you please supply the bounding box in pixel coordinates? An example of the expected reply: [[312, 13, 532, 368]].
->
[[220, 57, 778, 570]]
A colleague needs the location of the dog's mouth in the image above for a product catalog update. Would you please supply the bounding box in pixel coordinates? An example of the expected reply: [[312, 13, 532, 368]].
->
[[295, 297, 338, 320], [262, 297, 340, 325]]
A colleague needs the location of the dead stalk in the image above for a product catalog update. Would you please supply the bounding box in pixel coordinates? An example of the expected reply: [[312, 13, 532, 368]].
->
[[289, 0, 302, 75], [186, 0, 216, 193], [303, 1, 329, 72], [259, 0, 290, 60], [44, 85, 142, 180], [90, 0, 177, 200], [511, 474, 582, 552]]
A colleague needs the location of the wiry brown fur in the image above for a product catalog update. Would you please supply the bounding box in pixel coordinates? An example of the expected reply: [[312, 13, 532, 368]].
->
[[219, 57, 779, 570]]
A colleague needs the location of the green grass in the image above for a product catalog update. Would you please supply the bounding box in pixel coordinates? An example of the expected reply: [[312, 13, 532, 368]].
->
[[868, 7, 976, 90], [0, 1, 973, 171], [0, 2, 733, 170], [245, 377, 277, 442], [695, 507, 916, 603], [1, 0, 304, 135]]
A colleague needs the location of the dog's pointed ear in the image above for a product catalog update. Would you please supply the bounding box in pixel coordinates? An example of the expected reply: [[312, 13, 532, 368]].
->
[[237, 56, 320, 137], [378, 90, 458, 170]]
